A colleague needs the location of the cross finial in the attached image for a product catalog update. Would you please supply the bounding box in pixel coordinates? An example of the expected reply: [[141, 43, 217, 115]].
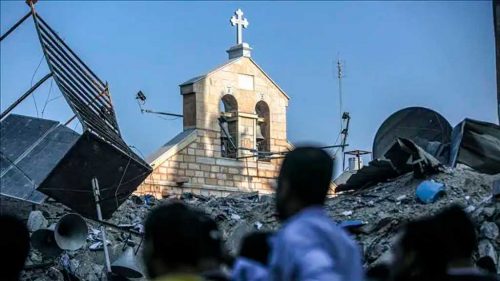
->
[[230, 9, 249, 45]]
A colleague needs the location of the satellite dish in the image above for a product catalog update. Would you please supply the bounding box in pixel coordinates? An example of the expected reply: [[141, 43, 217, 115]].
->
[[373, 107, 452, 159]]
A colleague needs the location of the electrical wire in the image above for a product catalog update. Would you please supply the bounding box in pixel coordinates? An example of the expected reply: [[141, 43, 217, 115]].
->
[[41, 78, 53, 117], [42, 95, 62, 103], [114, 156, 131, 208], [156, 115, 181, 121], [30, 55, 45, 117]]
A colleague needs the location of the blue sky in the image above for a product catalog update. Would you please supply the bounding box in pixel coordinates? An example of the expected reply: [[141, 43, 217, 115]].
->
[[1, 1, 496, 169]]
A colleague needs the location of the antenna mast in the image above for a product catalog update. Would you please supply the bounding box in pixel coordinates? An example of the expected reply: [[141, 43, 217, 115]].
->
[[337, 58, 344, 120], [336, 57, 351, 170]]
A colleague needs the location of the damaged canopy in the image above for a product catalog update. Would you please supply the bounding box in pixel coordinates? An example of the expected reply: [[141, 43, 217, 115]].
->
[[337, 138, 442, 192], [450, 119, 500, 175]]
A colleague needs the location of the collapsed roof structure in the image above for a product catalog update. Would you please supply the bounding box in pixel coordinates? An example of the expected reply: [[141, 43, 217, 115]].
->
[[337, 107, 500, 192], [0, 2, 152, 219]]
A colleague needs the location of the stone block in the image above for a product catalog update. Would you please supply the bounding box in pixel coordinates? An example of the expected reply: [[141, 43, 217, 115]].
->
[[195, 171, 204, 177], [217, 173, 227, 180], [216, 158, 245, 167], [197, 157, 216, 165], [189, 163, 200, 170], [229, 168, 240, 174], [206, 178, 218, 185], [246, 168, 257, 176], [184, 155, 196, 163], [186, 170, 195, 177], [172, 155, 184, 162], [167, 168, 178, 174], [201, 165, 211, 172], [196, 149, 205, 156], [211, 166, 220, 173]]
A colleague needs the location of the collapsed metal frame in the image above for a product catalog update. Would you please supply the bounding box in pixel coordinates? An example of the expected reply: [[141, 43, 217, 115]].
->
[[1, 4, 151, 275], [1, 2, 146, 166], [1, 2, 151, 210], [31, 9, 134, 159]]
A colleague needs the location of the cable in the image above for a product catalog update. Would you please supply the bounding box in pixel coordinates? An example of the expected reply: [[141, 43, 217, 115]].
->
[[126, 145, 157, 193], [41, 78, 53, 117], [114, 157, 131, 208], [157, 115, 181, 121], [30, 55, 45, 117], [47, 95, 62, 102]]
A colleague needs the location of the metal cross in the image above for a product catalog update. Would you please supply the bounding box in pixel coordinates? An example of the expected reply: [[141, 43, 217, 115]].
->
[[230, 9, 249, 45]]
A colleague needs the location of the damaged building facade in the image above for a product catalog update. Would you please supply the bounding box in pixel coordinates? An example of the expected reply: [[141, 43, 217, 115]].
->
[[137, 10, 293, 198]]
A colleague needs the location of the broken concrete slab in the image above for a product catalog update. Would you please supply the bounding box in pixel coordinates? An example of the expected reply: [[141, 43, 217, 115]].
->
[[27, 211, 48, 232]]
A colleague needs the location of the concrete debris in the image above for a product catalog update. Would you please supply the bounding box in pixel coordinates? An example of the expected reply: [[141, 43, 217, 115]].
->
[[342, 210, 354, 216], [478, 239, 498, 269], [2, 166, 498, 280], [27, 211, 48, 232], [480, 222, 499, 240], [46, 267, 64, 281], [89, 241, 112, 251]]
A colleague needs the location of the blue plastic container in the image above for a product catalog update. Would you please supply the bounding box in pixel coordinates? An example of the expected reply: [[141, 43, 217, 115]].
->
[[416, 180, 445, 204]]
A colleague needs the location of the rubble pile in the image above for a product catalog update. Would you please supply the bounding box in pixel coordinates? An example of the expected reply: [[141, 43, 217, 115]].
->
[[4, 166, 499, 280]]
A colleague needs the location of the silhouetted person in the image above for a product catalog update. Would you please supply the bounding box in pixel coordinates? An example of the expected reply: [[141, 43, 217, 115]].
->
[[1, 214, 30, 281], [232, 231, 272, 281], [143, 202, 224, 281], [365, 264, 390, 281], [435, 205, 498, 281], [198, 209, 230, 281], [390, 217, 448, 281], [268, 146, 364, 281], [390, 205, 498, 281]]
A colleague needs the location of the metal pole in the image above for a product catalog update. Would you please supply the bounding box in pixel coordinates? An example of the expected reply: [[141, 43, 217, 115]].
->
[[0, 73, 52, 120], [91, 177, 112, 273], [0, 11, 32, 42], [142, 109, 183, 118]]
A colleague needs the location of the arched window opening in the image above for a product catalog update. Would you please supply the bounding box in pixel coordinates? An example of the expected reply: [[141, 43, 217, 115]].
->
[[219, 95, 238, 158], [220, 94, 238, 113], [255, 101, 270, 160]]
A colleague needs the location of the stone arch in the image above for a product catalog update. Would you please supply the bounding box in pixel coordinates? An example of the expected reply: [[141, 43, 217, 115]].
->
[[219, 94, 238, 158], [255, 101, 270, 156], [219, 94, 238, 113]]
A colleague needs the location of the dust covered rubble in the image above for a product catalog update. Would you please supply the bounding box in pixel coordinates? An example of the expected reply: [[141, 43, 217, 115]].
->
[[16, 166, 500, 280]]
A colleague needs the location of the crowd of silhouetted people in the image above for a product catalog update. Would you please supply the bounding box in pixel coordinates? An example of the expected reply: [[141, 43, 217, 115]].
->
[[2, 146, 499, 281]]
